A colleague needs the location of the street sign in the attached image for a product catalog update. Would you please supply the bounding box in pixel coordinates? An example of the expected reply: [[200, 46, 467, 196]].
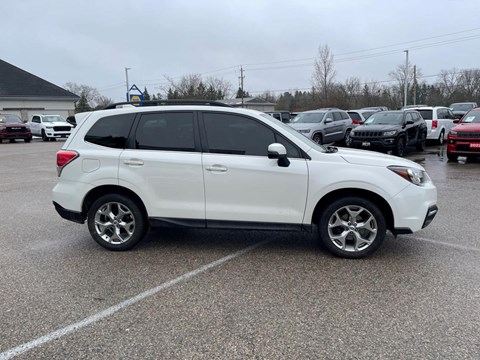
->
[[128, 84, 144, 106]]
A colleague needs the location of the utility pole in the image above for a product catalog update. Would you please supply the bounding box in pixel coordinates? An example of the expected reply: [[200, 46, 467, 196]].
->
[[239, 66, 245, 108], [413, 65, 417, 106], [125, 67, 131, 101], [403, 50, 408, 108]]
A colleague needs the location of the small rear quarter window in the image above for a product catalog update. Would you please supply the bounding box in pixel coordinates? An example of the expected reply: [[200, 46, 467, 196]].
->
[[85, 113, 135, 148]]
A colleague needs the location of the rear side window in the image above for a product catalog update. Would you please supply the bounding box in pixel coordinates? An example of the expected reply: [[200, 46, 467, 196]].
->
[[85, 113, 135, 148], [348, 112, 361, 121], [134, 112, 195, 151], [417, 110, 432, 120]]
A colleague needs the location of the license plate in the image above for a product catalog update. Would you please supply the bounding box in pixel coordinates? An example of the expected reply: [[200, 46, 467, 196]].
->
[[362, 141, 371, 147], [469, 143, 480, 148], [11, 127, 21, 130]]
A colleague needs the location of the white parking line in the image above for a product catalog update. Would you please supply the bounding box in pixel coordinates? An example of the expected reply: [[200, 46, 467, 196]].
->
[[0, 240, 269, 360], [410, 236, 480, 252]]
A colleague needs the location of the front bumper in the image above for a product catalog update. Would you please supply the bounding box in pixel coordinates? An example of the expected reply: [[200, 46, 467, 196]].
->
[[350, 137, 397, 151]]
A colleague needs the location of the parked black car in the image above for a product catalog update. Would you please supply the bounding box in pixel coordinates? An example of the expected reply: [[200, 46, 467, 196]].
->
[[349, 110, 427, 156]]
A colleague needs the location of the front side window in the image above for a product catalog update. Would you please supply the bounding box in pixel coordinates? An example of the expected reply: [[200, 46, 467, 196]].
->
[[85, 113, 135, 149], [135, 112, 195, 151], [203, 113, 276, 156]]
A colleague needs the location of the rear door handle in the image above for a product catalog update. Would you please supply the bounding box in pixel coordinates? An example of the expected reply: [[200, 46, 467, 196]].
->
[[205, 165, 227, 173]]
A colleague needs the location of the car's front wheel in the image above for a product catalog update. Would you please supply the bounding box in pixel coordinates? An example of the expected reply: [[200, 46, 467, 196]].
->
[[318, 197, 386, 258], [41, 130, 49, 142], [393, 137, 406, 156], [344, 129, 352, 147], [416, 131, 426, 151], [447, 152, 458, 162], [87, 194, 148, 251]]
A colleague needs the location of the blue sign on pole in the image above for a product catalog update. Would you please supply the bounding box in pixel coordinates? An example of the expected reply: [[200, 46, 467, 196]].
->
[[128, 84, 144, 106]]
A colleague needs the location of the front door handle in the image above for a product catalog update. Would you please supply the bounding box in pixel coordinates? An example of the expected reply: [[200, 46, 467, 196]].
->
[[124, 159, 144, 166], [205, 165, 228, 173]]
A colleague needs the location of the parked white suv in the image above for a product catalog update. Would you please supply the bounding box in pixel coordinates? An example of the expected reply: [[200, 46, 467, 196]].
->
[[52, 101, 438, 258], [27, 114, 73, 141], [408, 106, 455, 144]]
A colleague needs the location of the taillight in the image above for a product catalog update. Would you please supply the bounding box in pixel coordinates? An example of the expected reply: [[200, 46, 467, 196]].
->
[[56, 150, 79, 176], [432, 120, 438, 129], [352, 119, 361, 125]]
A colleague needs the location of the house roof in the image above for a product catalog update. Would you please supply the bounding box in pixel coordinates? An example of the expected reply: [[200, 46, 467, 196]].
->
[[0, 59, 79, 100]]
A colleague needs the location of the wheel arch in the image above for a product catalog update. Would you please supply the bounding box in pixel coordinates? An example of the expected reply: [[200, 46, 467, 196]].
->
[[82, 185, 148, 218], [311, 188, 394, 232]]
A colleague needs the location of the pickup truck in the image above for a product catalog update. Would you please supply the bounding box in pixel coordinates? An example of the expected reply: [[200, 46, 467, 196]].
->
[[27, 114, 73, 141]]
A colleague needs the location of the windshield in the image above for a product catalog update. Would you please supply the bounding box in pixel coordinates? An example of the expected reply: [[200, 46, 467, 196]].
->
[[364, 112, 404, 125], [42, 115, 66, 123], [0, 114, 22, 124], [290, 112, 326, 123], [461, 110, 480, 123], [450, 103, 475, 111]]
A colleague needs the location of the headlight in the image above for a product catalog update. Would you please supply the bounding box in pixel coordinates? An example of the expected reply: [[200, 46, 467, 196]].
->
[[388, 166, 431, 186], [383, 130, 397, 136], [45, 126, 53, 129], [449, 130, 457, 136], [298, 129, 311, 134]]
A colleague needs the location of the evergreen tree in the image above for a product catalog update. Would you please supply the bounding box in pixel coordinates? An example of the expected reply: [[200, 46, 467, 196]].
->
[[143, 87, 151, 101], [75, 91, 92, 113]]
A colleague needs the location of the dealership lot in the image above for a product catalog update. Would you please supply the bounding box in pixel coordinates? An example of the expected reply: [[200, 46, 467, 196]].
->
[[1, 140, 479, 359]]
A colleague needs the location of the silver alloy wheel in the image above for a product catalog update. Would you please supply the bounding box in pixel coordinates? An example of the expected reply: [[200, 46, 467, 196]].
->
[[94, 202, 136, 244], [327, 204, 378, 252]]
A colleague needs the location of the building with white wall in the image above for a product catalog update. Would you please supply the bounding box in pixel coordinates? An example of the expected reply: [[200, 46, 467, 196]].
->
[[0, 59, 79, 122]]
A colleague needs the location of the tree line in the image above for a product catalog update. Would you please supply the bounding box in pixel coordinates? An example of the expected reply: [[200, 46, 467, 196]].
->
[[65, 44, 480, 113]]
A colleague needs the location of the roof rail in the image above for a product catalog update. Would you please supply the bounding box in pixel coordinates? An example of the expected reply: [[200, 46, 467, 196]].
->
[[102, 99, 232, 110]]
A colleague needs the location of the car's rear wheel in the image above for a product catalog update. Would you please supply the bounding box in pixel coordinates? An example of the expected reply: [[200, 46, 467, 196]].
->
[[416, 132, 426, 151], [318, 197, 386, 258], [393, 137, 406, 156], [438, 130, 445, 145], [87, 194, 148, 251], [312, 134, 323, 144]]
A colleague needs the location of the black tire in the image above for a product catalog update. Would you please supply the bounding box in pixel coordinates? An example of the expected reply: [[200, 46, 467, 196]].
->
[[41, 130, 49, 142], [24, 137, 32, 143], [393, 137, 406, 157], [318, 197, 386, 259], [416, 132, 426, 151], [87, 194, 148, 251], [438, 130, 445, 145], [447, 153, 458, 162], [9, 139, 15, 143], [344, 129, 352, 147], [312, 133, 323, 144]]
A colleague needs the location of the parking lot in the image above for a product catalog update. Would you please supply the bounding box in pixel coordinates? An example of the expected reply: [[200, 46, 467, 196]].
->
[[1, 139, 479, 359]]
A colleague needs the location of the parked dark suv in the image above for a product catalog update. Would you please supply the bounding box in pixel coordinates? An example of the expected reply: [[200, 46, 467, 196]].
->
[[349, 110, 427, 156]]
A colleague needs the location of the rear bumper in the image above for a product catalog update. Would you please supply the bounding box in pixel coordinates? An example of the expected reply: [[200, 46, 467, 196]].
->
[[53, 201, 85, 224]]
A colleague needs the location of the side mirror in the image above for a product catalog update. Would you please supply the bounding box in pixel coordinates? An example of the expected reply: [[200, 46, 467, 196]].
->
[[453, 118, 460, 123], [268, 143, 290, 167], [406, 120, 414, 125], [324, 118, 333, 123]]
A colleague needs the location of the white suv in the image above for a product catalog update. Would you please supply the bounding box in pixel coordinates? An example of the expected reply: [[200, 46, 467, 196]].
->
[[52, 101, 438, 258], [408, 106, 455, 144], [27, 114, 73, 141]]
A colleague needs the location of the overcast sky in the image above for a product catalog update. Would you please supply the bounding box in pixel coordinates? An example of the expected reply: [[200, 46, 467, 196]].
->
[[3, 0, 479, 102]]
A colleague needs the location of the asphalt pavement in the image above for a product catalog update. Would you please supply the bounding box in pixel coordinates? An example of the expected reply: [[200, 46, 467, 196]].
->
[[0, 139, 479, 359]]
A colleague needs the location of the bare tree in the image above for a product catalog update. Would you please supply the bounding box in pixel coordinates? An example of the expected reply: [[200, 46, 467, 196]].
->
[[436, 69, 461, 100], [312, 44, 336, 106], [163, 74, 232, 99], [459, 69, 480, 100], [64, 82, 101, 107]]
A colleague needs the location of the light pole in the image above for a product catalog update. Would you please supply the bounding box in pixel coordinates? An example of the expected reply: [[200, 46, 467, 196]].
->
[[403, 50, 408, 108], [125, 67, 131, 101]]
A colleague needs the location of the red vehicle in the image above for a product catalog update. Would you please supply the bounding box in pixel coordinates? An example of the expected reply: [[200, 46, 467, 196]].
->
[[0, 114, 32, 143], [447, 108, 480, 161]]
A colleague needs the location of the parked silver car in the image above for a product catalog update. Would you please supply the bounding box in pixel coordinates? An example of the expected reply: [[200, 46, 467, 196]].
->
[[289, 108, 353, 145]]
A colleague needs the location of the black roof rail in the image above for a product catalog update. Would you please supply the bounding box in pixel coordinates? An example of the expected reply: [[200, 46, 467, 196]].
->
[[102, 99, 232, 110]]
